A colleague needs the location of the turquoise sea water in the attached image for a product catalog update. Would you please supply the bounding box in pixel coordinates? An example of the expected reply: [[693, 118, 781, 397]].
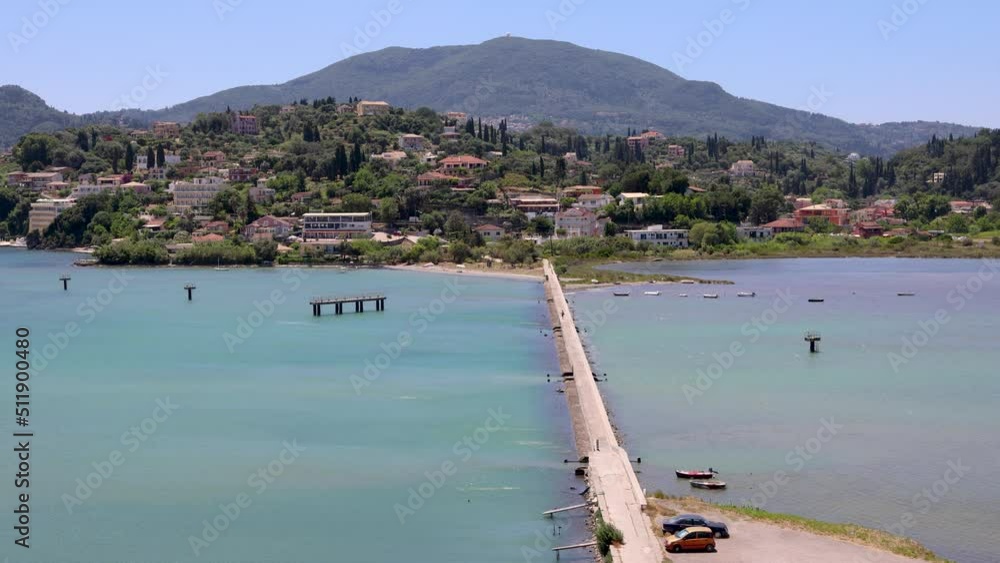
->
[[577, 258, 1000, 563], [0, 249, 590, 563]]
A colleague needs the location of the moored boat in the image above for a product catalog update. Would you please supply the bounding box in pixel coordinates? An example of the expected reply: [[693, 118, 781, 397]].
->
[[680, 279, 696, 285], [691, 480, 727, 490], [897, 292, 916, 297], [703, 293, 719, 299], [678, 293, 688, 298], [737, 291, 755, 297], [808, 298, 824, 303], [676, 469, 717, 479], [613, 291, 630, 297], [643, 291, 661, 296]]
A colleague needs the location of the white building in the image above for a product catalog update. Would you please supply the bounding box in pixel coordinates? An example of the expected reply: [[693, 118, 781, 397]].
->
[[573, 193, 614, 211], [302, 212, 372, 240], [736, 225, 774, 241], [398, 134, 427, 151], [625, 225, 690, 248], [169, 177, 228, 212], [617, 192, 650, 207], [70, 184, 114, 198], [28, 198, 76, 233], [555, 208, 602, 238]]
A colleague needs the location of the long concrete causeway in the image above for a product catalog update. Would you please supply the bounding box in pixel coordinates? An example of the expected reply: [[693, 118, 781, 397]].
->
[[542, 260, 662, 562]]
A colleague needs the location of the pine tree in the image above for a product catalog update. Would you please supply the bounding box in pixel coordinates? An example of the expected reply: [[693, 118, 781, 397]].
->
[[124, 143, 135, 171]]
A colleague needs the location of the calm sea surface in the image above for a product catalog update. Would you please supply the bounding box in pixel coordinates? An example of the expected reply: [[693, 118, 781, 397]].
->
[[578, 258, 1000, 563], [0, 249, 591, 563]]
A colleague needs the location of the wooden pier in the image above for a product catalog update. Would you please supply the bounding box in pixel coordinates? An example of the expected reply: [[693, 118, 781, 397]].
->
[[311, 294, 386, 316]]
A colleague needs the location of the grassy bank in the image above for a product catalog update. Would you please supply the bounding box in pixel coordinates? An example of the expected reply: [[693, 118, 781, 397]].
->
[[647, 494, 951, 562]]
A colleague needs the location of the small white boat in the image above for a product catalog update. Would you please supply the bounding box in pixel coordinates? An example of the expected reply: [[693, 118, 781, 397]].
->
[[643, 291, 661, 296], [213, 259, 230, 271], [737, 291, 756, 298], [703, 294, 720, 299], [678, 293, 688, 298]]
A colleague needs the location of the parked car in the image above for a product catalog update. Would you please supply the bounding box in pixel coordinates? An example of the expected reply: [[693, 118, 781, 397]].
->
[[661, 514, 730, 538], [665, 526, 717, 553]]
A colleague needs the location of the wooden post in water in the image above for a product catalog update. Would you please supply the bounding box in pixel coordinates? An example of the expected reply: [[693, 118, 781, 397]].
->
[[59, 275, 71, 291], [184, 284, 196, 301]]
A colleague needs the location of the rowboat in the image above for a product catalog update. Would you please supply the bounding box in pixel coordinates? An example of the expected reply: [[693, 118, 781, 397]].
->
[[703, 294, 719, 299], [897, 292, 916, 297], [808, 298, 824, 303], [613, 291, 630, 297], [676, 469, 717, 479], [680, 279, 696, 285], [737, 291, 755, 298], [643, 291, 661, 296], [691, 480, 727, 490]]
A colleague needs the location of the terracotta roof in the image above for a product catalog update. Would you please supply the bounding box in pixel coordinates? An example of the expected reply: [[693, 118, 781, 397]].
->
[[763, 218, 804, 229], [475, 224, 503, 232], [440, 155, 487, 166]]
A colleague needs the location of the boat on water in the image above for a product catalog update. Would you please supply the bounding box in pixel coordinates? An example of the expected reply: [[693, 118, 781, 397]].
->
[[736, 291, 756, 298], [898, 292, 916, 297], [676, 469, 717, 479], [808, 298, 825, 303], [213, 259, 230, 271], [690, 480, 727, 490], [613, 291, 631, 297], [703, 294, 719, 299], [644, 291, 661, 296], [680, 279, 696, 285], [678, 293, 688, 298]]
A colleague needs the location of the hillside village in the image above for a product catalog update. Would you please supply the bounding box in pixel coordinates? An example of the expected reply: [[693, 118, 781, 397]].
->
[[2, 97, 1000, 267]]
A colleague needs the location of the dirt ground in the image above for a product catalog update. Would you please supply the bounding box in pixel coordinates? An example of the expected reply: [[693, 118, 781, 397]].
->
[[652, 500, 932, 563]]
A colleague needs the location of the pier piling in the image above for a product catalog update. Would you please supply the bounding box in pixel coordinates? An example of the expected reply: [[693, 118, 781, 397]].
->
[[59, 275, 71, 291], [311, 294, 385, 317], [184, 284, 196, 301]]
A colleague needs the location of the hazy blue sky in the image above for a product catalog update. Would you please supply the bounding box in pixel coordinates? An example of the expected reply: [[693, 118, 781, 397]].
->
[[2, 0, 997, 126]]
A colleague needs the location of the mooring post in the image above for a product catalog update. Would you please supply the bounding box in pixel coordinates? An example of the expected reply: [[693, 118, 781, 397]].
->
[[59, 275, 71, 291], [184, 284, 196, 301]]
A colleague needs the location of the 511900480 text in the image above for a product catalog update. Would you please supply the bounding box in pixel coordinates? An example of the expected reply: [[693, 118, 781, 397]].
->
[[14, 326, 34, 549]]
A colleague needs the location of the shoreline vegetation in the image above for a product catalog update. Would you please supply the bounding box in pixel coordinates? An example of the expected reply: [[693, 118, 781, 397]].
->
[[647, 495, 951, 562]]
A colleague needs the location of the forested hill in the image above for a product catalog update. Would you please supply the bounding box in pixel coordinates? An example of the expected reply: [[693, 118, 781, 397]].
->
[[1, 37, 982, 154]]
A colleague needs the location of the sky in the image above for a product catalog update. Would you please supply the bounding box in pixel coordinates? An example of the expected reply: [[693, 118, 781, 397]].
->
[[1, 0, 997, 127]]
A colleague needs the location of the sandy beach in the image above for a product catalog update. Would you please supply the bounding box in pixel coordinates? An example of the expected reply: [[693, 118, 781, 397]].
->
[[384, 262, 544, 281]]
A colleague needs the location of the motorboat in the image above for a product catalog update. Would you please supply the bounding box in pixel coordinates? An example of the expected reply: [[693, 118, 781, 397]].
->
[[676, 469, 717, 479], [690, 480, 727, 490], [736, 291, 755, 298], [643, 291, 661, 296]]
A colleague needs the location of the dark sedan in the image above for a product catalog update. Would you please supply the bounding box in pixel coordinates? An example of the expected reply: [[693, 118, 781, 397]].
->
[[661, 514, 730, 538]]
